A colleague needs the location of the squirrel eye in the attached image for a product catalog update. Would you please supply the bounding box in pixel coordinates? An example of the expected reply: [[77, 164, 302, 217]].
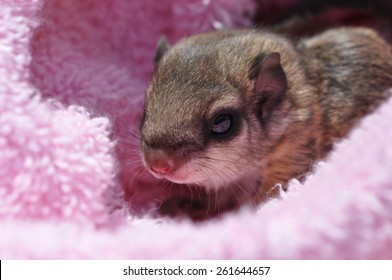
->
[[212, 114, 232, 135]]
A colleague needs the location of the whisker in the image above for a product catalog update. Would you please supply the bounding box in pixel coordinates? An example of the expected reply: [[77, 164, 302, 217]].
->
[[197, 169, 215, 215], [125, 165, 147, 187], [196, 162, 233, 216], [116, 131, 141, 145], [194, 157, 258, 210], [214, 188, 220, 218], [185, 184, 194, 206]]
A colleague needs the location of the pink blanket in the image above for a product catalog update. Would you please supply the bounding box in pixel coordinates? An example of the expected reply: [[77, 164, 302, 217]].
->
[[1, 0, 392, 259]]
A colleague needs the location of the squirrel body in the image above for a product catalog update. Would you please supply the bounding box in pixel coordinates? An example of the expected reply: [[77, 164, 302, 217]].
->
[[140, 27, 392, 213]]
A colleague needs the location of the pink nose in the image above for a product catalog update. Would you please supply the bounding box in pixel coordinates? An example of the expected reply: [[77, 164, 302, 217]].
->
[[146, 149, 174, 176], [151, 165, 173, 175]]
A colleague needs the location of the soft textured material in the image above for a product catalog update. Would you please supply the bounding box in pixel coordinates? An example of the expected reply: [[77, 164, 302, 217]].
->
[[1, 0, 392, 259]]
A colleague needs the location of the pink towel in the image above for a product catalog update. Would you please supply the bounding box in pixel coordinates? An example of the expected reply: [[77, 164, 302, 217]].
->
[[1, 0, 392, 259]]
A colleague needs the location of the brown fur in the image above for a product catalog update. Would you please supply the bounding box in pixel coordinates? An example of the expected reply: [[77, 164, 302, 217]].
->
[[141, 27, 392, 216], [257, 27, 392, 203]]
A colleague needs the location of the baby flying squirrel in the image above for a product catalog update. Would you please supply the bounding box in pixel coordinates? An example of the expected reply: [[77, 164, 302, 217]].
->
[[140, 27, 392, 213]]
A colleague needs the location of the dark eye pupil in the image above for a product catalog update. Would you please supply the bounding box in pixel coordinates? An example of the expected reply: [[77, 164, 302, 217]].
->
[[212, 114, 232, 135]]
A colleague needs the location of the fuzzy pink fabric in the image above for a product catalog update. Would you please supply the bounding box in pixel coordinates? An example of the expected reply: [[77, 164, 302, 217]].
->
[[1, 0, 392, 259]]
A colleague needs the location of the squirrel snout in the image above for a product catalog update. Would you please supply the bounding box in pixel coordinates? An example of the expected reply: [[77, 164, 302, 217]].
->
[[145, 149, 174, 176], [151, 164, 173, 176]]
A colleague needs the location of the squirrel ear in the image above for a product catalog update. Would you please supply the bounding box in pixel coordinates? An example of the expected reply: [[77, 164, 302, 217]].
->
[[252, 52, 287, 97], [154, 36, 170, 65]]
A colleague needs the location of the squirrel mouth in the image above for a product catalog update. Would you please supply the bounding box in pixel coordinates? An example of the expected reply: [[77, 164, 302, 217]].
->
[[148, 167, 192, 184]]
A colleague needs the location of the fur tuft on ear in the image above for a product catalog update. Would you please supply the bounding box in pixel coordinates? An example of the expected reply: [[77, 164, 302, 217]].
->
[[154, 36, 170, 65]]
